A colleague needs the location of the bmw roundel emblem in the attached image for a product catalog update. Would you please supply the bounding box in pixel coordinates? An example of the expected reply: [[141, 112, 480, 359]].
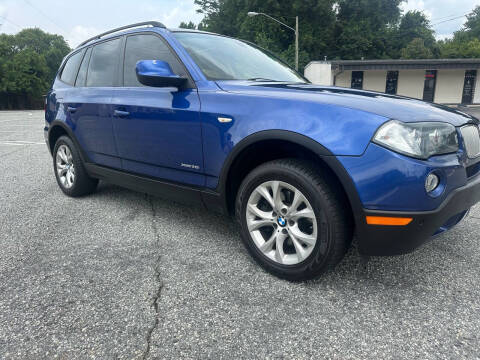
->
[[277, 216, 286, 227]]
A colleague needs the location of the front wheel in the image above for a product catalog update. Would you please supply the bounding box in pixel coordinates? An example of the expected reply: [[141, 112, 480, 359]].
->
[[236, 159, 353, 281]]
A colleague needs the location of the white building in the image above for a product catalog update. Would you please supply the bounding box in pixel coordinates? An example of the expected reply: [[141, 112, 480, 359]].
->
[[304, 59, 480, 105]]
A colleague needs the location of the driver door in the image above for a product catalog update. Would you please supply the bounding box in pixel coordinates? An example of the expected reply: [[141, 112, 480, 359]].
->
[[111, 33, 204, 187]]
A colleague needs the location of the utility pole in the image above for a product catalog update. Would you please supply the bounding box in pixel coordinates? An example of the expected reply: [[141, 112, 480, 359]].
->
[[295, 16, 299, 71]]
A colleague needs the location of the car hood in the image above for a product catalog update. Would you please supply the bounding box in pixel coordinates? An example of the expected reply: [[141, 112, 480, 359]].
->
[[216, 81, 478, 127]]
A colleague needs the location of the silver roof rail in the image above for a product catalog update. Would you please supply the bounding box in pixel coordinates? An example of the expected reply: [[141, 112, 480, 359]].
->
[[76, 21, 166, 48]]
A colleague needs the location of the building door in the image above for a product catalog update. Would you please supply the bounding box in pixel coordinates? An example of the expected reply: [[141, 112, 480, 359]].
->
[[462, 70, 477, 105], [422, 70, 437, 102], [351, 71, 363, 89], [385, 71, 399, 95]]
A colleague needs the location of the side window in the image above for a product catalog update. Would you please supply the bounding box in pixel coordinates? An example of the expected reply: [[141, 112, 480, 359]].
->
[[123, 34, 186, 87], [75, 47, 92, 87], [60, 49, 85, 85], [86, 38, 122, 87]]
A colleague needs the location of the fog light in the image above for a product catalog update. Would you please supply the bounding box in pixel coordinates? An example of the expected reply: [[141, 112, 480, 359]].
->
[[425, 173, 439, 193]]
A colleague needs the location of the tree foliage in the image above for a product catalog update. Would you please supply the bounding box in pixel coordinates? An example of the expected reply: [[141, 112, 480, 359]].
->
[[0, 28, 70, 109], [436, 5, 480, 58], [194, 0, 336, 68], [333, 0, 404, 59], [188, 1, 480, 66], [179, 21, 197, 29], [395, 10, 436, 57], [401, 38, 433, 59], [3, 2, 480, 109]]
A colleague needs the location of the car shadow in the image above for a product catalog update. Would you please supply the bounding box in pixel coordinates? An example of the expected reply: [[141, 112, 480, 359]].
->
[[91, 181, 475, 289]]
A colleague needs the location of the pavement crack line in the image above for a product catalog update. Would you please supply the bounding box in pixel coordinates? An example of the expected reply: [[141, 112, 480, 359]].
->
[[142, 195, 164, 360]]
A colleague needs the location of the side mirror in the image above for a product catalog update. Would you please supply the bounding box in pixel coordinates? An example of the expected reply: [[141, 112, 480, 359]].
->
[[135, 60, 188, 89]]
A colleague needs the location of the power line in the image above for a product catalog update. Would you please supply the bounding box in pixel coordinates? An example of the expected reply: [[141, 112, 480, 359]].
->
[[0, 14, 23, 30], [22, 0, 68, 35], [430, 12, 469, 22], [431, 14, 469, 26]]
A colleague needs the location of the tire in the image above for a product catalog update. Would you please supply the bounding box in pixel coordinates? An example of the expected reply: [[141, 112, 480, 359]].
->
[[235, 159, 353, 281], [53, 135, 98, 197]]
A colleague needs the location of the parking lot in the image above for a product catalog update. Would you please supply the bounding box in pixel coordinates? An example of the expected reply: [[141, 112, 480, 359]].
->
[[0, 110, 479, 359]]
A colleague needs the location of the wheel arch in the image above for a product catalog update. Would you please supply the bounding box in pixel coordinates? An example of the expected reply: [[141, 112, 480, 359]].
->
[[48, 120, 90, 162], [218, 130, 364, 227]]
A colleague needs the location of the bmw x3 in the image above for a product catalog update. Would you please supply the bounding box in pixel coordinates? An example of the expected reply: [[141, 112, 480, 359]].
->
[[45, 22, 480, 281]]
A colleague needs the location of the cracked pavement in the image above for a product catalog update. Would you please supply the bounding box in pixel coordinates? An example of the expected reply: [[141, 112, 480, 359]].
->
[[1, 110, 480, 359]]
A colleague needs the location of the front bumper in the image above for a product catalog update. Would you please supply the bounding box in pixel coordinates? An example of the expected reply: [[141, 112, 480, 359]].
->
[[356, 172, 480, 256]]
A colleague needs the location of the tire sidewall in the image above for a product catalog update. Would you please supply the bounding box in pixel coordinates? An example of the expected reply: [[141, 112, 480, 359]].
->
[[53, 136, 82, 196], [237, 163, 337, 278]]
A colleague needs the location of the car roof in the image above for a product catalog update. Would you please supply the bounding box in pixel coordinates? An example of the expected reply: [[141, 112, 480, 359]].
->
[[66, 23, 228, 62], [74, 23, 220, 51]]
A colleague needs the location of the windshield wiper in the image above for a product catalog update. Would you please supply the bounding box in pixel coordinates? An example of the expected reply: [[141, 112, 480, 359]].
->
[[246, 77, 280, 82]]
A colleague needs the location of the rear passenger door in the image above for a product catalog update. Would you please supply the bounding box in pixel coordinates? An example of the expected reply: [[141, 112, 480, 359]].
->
[[71, 38, 123, 169], [111, 33, 204, 186]]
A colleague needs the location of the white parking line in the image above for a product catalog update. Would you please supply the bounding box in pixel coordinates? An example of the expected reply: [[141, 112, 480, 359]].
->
[[0, 125, 40, 127], [0, 140, 45, 146]]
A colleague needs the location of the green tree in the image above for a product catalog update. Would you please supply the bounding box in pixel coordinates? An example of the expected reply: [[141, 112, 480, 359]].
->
[[194, 0, 336, 69], [463, 5, 480, 39], [179, 21, 197, 29], [400, 38, 433, 59], [333, 0, 405, 59], [438, 37, 480, 58], [437, 6, 480, 59], [0, 28, 70, 109], [393, 10, 435, 55]]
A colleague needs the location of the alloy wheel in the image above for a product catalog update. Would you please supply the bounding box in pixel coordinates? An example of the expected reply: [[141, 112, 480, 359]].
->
[[56, 144, 75, 189], [246, 180, 317, 265]]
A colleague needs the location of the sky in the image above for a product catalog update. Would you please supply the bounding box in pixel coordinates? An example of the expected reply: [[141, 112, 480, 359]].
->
[[0, 0, 480, 47]]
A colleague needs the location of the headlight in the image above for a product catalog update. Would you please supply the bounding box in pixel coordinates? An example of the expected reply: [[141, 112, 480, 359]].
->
[[373, 120, 458, 159]]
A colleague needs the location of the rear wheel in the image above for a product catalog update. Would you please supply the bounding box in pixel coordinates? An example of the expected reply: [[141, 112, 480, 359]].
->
[[53, 135, 98, 197], [236, 159, 352, 281]]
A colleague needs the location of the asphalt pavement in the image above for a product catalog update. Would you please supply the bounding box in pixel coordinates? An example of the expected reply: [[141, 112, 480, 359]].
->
[[0, 110, 479, 359]]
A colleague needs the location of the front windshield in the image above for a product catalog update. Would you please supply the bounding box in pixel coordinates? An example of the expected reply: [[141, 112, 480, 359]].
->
[[173, 32, 306, 83]]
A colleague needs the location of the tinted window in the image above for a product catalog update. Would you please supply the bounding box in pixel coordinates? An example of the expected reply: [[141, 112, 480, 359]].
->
[[351, 71, 363, 89], [173, 32, 305, 82], [75, 47, 92, 87], [60, 49, 85, 85], [87, 38, 121, 87], [124, 34, 185, 87], [386, 71, 398, 95]]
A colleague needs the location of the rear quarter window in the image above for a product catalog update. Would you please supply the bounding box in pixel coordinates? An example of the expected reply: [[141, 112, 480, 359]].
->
[[75, 47, 92, 87], [60, 49, 85, 85]]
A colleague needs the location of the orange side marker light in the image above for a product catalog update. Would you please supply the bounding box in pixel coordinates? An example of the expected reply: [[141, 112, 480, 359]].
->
[[366, 216, 413, 226]]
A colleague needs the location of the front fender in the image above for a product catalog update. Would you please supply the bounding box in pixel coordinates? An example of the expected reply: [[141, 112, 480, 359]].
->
[[199, 90, 388, 178], [214, 129, 366, 222]]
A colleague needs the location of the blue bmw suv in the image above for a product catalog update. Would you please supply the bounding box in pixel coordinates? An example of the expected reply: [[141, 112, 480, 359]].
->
[[45, 21, 480, 280]]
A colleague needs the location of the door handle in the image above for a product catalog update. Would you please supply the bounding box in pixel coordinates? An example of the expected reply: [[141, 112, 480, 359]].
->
[[114, 110, 130, 118], [67, 106, 77, 113]]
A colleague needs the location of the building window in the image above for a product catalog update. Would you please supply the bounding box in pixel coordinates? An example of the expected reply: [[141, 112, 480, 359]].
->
[[422, 70, 437, 102], [385, 71, 399, 95], [351, 71, 363, 89], [462, 70, 477, 105]]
